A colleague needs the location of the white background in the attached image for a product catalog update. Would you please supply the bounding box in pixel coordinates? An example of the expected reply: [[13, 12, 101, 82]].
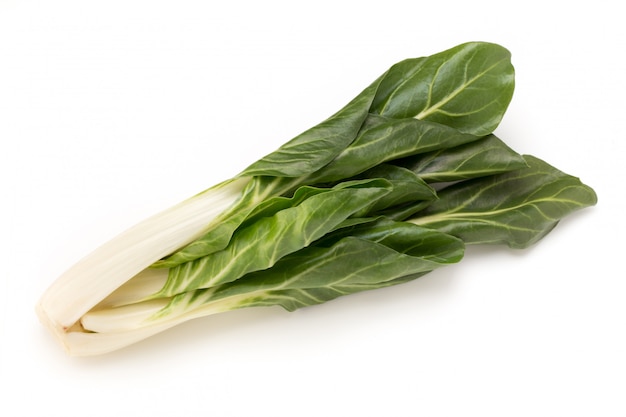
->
[[1, 1, 624, 415]]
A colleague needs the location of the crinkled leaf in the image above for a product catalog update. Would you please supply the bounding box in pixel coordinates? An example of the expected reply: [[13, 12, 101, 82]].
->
[[155, 221, 463, 317], [411, 155, 598, 248], [370, 42, 515, 136], [155, 179, 392, 296]]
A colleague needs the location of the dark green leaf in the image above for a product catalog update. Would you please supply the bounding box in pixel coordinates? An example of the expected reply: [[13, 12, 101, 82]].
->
[[306, 115, 478, 184], [411, 155, 598, 248], [239, 79, 382, 178], [370, 42, 515, 136], [239, 42, 514, 178], [350, 164, 437, 217], [395, 134, 528, 182]]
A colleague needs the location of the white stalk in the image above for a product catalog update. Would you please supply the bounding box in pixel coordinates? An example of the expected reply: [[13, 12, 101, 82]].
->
[[58, 292, 262, 356], [81, 299, 170, 333], [36, 177, 249, 352], [93, 268, 169, 309], [62, 319, 196, 357]]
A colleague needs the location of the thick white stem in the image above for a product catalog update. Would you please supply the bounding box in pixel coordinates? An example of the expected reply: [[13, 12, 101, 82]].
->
[[56, 293, 256, 356], [93, 268, 169, 309], [61, 319, 193, 357], [50, 289, 264, 356], [81, 299, 170, 333], [36, 177, 249, 346]]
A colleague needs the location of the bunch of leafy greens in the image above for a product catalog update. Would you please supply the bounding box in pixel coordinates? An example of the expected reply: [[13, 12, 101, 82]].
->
[[36, 42, 597, 356]]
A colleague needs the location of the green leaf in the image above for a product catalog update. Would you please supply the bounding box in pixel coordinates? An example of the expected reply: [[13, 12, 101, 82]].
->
[[155, 179, 393, 296], [410, 155, 598, 248], [395, 134, 528, 182], [370, 42, 515, 136], [236, 274, 424, 312], [155, 221, 463, 317], [306, 114, 478, 184], [240, 42, 514, 178], [239, 79, 382, 178], [154, 43, 516, 268], [349, 164, 437, 217]]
